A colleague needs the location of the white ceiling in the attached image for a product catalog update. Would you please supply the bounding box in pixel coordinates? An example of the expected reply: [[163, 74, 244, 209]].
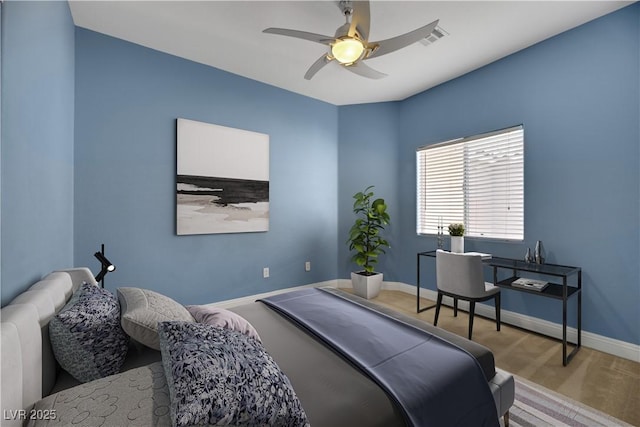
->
[[69, 1, 633, 106]]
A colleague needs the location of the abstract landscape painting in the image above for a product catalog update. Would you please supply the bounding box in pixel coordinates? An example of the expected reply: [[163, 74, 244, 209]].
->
[[177, 118, 269, 235]]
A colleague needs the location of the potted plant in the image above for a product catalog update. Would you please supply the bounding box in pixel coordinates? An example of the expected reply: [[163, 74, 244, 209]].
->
[[448, 223, 465, 253], [346, 186, 391, 299]]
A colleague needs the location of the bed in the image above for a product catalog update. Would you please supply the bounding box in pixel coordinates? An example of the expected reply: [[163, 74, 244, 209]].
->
[[0, 268, 514, 426]]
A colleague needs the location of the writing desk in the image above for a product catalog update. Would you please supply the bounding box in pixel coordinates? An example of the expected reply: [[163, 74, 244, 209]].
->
[[416, 250, 582, 366]]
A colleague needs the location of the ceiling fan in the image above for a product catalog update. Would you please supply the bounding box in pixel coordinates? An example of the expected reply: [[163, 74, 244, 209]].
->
[[263, 0, 439, 80]]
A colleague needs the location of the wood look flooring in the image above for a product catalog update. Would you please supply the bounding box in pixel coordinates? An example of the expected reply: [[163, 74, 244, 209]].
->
[[354, 290, 640, 426]]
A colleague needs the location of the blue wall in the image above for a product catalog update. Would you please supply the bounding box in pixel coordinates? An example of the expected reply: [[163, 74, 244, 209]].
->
[[390, 4, 638, 344], [338, 103, 400, 280], [0, 1, 75, 305], [74, 29, 339, 304]]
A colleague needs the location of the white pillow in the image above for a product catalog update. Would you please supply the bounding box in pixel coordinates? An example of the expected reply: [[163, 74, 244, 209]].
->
[[117, 287, 194, 350], [186, 305, 261, 342]]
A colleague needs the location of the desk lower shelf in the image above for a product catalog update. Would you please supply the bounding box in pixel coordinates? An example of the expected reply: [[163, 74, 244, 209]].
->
[[496, 277, 581, 300]]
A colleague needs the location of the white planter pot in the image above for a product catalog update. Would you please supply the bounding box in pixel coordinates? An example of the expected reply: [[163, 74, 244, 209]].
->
[[351, 271, 383, 299], [451, 236, 464, 253]]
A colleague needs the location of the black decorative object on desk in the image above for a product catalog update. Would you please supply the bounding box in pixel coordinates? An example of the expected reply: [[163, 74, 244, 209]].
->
[[535, 240, 545, 264], [524, 248, 532, 263], [94, 244, 116, 288]]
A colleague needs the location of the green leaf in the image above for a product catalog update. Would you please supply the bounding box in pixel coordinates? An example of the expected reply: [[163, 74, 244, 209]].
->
[[372, 198, 386, 213]]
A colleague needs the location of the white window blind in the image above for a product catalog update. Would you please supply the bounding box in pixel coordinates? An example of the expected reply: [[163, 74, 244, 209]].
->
[[417, 125, 524, 240]]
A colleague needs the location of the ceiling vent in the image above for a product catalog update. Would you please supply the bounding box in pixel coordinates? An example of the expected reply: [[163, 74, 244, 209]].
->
[[421, 26, 448, 46]]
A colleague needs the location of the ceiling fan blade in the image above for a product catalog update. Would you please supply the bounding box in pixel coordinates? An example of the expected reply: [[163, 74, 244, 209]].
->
[[367, 19, 439, 59], [344, 62, 387, 79], [263, 28, 333, 45], [349, 1, 370, 41], [304, 55, 333, 80]]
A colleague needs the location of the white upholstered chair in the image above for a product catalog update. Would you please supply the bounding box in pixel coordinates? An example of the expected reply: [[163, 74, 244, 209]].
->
[[434, 249, 501, 340]]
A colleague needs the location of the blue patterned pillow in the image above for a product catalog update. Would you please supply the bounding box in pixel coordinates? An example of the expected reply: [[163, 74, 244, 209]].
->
[[158, 321, 309, 427], [49, 282, 129, 383]]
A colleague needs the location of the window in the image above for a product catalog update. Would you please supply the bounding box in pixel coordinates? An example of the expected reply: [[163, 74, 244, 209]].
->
[[416, 125, 524, 240]]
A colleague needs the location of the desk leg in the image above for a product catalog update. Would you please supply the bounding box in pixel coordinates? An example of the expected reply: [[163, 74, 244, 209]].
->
[[562, 276, 568, 366], [578, 271, 582, 348], [564, 272, 582, 365], [562, 273, 582, 366], [416, 253, 421, 313], [417, 253, 436, 313]]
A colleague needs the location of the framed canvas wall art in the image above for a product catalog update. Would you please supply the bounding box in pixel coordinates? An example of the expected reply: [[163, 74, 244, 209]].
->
[[176, 118, 269, 235]]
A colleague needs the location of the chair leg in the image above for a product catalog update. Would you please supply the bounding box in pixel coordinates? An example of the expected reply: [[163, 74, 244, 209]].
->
[[468, 301, 476, 340], [453, 297, 458, 317], [504, 411, 509, 427], [495, 293, 501, 331], [434, 293, 443, 326]]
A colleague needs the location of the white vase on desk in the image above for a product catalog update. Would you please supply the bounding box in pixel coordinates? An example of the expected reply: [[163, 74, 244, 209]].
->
[[451, 236, 464, 253]]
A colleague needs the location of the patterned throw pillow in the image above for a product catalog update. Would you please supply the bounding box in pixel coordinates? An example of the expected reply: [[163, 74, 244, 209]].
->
[[158, 321, 309, 427], [185, 305, 261, 342], [117, 287, 195, 350], [49, 282, 129, 383]]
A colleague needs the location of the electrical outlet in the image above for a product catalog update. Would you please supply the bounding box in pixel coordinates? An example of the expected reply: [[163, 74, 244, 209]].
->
[[305, 261, 311, 272], [263, 267, 269, 278]]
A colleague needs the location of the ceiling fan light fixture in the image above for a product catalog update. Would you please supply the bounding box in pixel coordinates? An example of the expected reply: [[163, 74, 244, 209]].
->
[[331, 37, 365, 64], [264, 0, 438, 80]]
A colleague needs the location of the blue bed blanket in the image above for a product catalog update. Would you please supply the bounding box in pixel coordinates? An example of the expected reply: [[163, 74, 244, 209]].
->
[[260, 288, 499, 427]]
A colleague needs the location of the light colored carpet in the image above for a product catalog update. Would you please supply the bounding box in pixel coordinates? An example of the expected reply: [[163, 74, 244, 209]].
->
[[511, 375, 633, 427]]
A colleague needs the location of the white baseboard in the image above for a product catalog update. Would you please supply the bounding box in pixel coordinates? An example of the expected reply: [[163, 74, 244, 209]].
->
[[212, 279, 640, 363]]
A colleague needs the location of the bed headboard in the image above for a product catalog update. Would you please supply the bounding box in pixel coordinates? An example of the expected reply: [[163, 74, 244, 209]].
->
[[0, 268, 96, 425]]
